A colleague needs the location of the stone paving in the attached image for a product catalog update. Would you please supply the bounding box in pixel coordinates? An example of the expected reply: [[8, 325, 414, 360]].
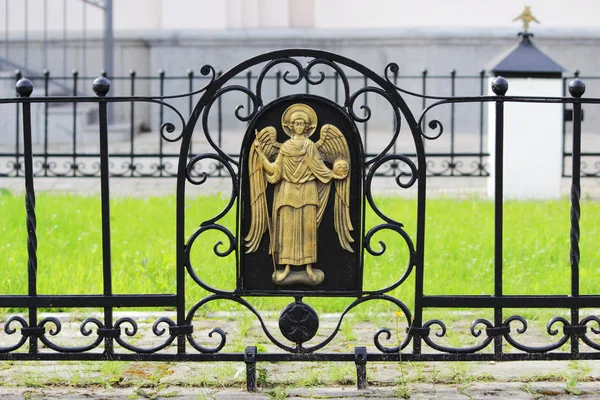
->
[[1, 310, 600, 399]]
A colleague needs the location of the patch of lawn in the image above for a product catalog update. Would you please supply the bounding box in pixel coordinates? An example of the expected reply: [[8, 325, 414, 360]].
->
[[1, 193, 599, 313]]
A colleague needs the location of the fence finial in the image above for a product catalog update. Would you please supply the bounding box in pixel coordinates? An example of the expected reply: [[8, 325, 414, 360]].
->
[[569, 78, 585, 98], [93, 76, 111, 97], [491, 76, 508, 96], [16, 78, 34, 97]]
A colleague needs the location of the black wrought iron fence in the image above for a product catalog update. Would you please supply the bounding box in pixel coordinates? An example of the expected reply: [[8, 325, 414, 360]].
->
[[1, 50, 600, 391], [1, 68, 496, 178]]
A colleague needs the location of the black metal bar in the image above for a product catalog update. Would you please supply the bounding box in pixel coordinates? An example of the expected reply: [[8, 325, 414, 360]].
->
[[275, 69, 281, 98], [3, 351, 600, 363], [14, 70, 22, 177], [217, 70, 223, 177], [333, 71, 339, 104], [363, 75, 368, 154], [392, 69, 398, 156], [450, 69, 456, 175], [244, 346, 257, 392], [104, 0, 114, 124], [187, 69, 193, 158], [354, 347, 367, 390], [422, 69, 427, 134], [569, 77, 585, 358], [305, 70, 310, 94], [246, 70, 252, 122], [479, 70, 485, 175], [420, 295, 600, 308], [562, 76, 568, 177], [43, 70, 49, 176], [72, 70, 79, 176], [93, 76, 114, 356], [17, 78, 37, 355], [492, 77, 508, 359], [129, 70, 136, 176], [0, 294, 177, 308], [159, 69, 165, 176]]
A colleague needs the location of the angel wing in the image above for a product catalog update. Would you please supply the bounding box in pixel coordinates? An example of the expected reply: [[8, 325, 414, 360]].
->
[[315, 124, 354, 253], [244, 126, 280, 253]]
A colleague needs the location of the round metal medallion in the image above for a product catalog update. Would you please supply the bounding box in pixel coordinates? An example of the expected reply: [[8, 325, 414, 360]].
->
[[278, 301, 319, 344]]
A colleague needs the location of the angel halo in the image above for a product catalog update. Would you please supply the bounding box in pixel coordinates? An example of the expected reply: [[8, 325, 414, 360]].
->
[[244, 103, 354, 287]]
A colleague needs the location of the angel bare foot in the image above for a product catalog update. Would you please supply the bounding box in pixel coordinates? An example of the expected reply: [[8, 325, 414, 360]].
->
[[272, 265, 291, 283], [306, 264, 324, 285]]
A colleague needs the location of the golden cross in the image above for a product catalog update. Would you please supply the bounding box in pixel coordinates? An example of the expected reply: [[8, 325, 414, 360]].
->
[[512, 5, 540, 33]]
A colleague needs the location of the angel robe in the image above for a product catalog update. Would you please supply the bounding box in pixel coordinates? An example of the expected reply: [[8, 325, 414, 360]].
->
[[264, 138, 334, 266]]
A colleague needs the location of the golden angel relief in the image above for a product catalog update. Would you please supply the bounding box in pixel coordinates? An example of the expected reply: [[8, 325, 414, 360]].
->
[[245, 103, 354, 286]]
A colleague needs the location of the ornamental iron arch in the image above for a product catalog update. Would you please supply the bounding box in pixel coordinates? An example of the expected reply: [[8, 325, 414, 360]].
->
[[175, 49, 425, 358]]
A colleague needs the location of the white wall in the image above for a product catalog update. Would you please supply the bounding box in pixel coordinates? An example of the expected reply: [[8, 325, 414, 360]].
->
[[315, 0, 600, 29], [487, 78, 564, 199], [2, 0, 599, 33]]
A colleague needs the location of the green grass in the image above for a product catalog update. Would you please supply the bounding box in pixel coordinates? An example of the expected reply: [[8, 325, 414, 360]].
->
[[1, 192, 599, 314]]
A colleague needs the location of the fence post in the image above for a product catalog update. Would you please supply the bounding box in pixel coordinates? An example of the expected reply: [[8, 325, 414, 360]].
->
[[568, 77, 585, 357], [93, 75, 115, 356], [16, 77, 39, 354], [354, 346, 368, 390], [244, 346, 257, 392], [491, 76, 508, 358]]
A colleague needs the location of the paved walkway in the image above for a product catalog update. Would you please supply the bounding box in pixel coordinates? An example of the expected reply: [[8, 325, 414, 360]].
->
[[1, 310, 600, 399], [1, 382, 600, 399]]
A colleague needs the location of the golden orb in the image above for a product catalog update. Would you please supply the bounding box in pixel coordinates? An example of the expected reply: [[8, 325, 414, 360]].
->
[[333, 159, 349, 178]]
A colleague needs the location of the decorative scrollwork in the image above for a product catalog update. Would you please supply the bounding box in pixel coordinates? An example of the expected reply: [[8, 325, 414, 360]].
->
[[186, 294, 411, 354], [198, 85, 258, 167], [373, 312, 413, 353], [185, 223, 236, 295], [425, 158, 488, 177], [0, 316, 29, 353], [580, 316, 600, 350], [418, 318, 495, 354], [187, 327, 227, 354], [347, 87, 403, 166], [305, 59, 350, 102], [578, 160, 600, 177], [422, 119, 444, 140], [255, 58, 304, 104], [37, 317, 105, 353], [114, 317, 177, 354], [186, 153, 238, 190], [363, 224, 415, 294], [502, 316, 570, 353], [159, 64, 217, 100], [369, 298, 413, 353]]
